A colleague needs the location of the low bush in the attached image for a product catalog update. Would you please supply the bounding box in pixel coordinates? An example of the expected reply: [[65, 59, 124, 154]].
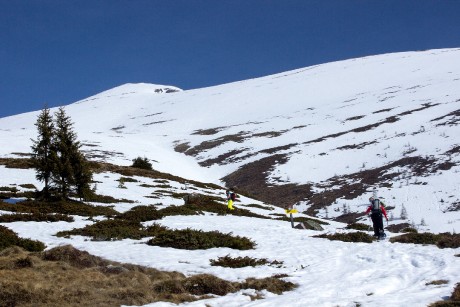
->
[[0, 199, 118, 217], [426, 280, 449, 286], [118, 176, 139, 183], [182, 274, 237, 296], [346, 222, 369, 231], [241, 276, 297, 295], [19, 184, 37, 190], [0, 186, 19, 193], [139, 184, 156, 188], [437, 234, 460, 249], [42, 244, 111, 268], [159, 196, 270, 220], [276, 216, 329, 225], [0, 157, 34, 169], [452, 283, 460, 301], [402, 227, 418, 233], [390, 232, 460, 248], [386, 222, 412, 233], [314, 231, 374, 243], [429, 282, 460, 306], [116, 205, 163, 222], [147, 228, 255, 250], [210, 255, 283, 268], [0, 226, 46, 252], [131, 157, 153, 170], [56, 219, 167, 241], [85, 193, 135, 204], [0, 213, 74, 223]]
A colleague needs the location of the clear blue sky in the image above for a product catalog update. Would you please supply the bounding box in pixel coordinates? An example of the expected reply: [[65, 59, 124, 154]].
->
[[1, 0, 460, 118]]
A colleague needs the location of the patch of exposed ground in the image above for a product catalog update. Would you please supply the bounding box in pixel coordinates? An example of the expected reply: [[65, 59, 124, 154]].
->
[[373, 107, 394, 114], [183, 132, 248, 156], [222, 150, 457, 218], [198, 149, 250, 167], [335, 141, 377, 151], [81, 149, 125, 161], [431, 108, 460, 126], [143, 119, 175, 126], [222, 154, 313, 208], [192, 127, 227, 135], [303, 103, 438, 145], [344, 115, 365, 121]]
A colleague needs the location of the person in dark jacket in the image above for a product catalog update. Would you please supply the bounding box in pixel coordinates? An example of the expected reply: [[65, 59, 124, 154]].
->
[[365, 196, 389, 238]]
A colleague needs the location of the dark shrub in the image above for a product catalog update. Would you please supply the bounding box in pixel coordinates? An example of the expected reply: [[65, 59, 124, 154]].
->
[[84, 193, 135, 204], [315, 231, 374, 243], [241, 277, 297, 294], [19, 184, 37, 190], [42, 245, 107, 268], [0, 186, 19, 193], [429, 283, 460, 306], [210, 255, 282, 268], [132, 157, 153, 170], [386, 222, 412, 233], [116, 205, 163, 222], [183, 274, 237, 296], [0, 199, 118, 216], [0, 212, 74, 223], [276, 216, 329, 225], [390, 233, 438, 245], [452, 283, 460, 301], [117, 176, 139, 183], [346, 222, 369, 231], [14, 257, 34, 268], [390, 232, 460, 248], [0, 225, 46, 252], [56, 219, 167, 241], [436, 233, 460, 249], [159, 195, 270, 220], [147, 228, 255, 250], [402, 227, 418, 233]]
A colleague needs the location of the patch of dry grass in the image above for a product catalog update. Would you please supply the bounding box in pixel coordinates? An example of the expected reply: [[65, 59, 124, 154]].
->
[[0, 245, 296, 306]]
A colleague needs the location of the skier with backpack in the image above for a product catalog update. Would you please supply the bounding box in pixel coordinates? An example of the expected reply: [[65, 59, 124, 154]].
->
[[226, 189, 237, 210], [365, 196, 389, 239]]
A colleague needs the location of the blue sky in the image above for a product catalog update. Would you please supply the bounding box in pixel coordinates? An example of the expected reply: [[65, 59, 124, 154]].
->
[[1, 0, 460, 118]]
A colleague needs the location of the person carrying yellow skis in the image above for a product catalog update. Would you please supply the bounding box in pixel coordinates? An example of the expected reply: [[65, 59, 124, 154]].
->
[[226, 189, 237, 210]]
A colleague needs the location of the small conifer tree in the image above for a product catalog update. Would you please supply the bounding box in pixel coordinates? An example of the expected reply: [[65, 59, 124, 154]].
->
[[31, 106, 55, 199], [72, 151, 93, 199], [32, 106, 93, 200], [51, 107, 78, 199], [131, 157, 153, 170], [400, 204, 408, 220]]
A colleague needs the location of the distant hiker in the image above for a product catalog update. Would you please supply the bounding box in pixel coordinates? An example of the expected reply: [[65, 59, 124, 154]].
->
[[365, 196, 388, 239], [226, 189, 237, 210]]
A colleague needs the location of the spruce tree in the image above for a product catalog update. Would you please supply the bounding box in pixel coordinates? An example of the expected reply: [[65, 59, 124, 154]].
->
[[31, 107, 55, 199], [51, 107, 84, 199], [72, 150, 93, 199]]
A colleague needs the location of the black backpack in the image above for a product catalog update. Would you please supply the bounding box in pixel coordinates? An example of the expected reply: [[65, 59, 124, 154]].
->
[[371, 199, 381, 213]]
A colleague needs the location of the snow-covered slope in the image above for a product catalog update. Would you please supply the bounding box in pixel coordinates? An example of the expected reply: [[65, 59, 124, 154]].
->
[[1, 48, 460, 306], [1, 48, 460, 232]]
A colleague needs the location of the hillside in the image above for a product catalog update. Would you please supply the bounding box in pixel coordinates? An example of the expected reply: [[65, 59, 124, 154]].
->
[[0, 48, 459, 306], [1, 48, 459, 232]]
